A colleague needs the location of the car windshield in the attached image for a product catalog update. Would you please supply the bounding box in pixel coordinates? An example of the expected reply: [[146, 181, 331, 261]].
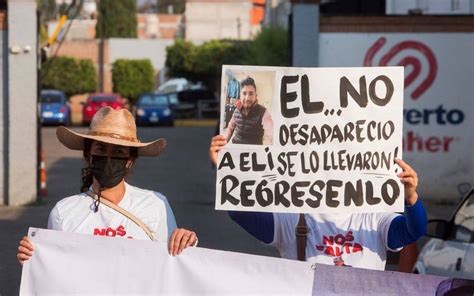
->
[[159, 85, 180, 93], [138, 95, 169, 106], [179, 90, 215, 103], [168, 93, 178, 105], [41, 94, 63, 103], [89, 96, 117, 102]]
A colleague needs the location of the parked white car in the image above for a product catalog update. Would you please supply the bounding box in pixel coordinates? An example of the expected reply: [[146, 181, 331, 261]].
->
[[156, 78, 204, 94], [414, 189, 474, 279]]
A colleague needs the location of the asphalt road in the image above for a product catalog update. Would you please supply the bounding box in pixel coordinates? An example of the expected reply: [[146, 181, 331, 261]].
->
[[0, 126, 459, 295]]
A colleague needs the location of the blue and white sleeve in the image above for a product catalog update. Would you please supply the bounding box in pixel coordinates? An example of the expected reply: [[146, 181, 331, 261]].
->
[[387, 198, 427, 250]]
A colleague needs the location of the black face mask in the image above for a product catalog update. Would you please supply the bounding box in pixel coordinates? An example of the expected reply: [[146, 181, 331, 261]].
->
[[90, 155, 129, 189]]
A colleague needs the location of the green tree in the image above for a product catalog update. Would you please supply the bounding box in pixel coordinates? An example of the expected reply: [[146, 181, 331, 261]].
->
[[244, 27, 288, 66], [112, 59, 155, 104], [166, 39, 245, 93], [37, 0, 57, 21], [165, 39, 197, 80], [42, 57, 97, 97], [165, 27, 288, 93], [156, 0, 185, 14], [96, 0, 137, 38]]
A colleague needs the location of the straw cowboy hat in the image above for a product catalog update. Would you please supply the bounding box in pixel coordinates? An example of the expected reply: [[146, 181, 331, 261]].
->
[[56, 107, 166, 157]]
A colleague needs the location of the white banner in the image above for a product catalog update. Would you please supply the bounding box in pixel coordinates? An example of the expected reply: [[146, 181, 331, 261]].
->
[[20, 228, 314, 295], [217, 65, 405, 214]]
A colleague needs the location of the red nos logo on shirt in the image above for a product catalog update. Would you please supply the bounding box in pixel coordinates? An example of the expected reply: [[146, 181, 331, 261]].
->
[[315, 231, 363, 257], [93, 225, 133, 239]]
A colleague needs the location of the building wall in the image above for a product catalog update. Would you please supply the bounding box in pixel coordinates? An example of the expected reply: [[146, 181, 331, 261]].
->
[[108, 38, 172, 70], [185, 0, 259, 44], [51, 38, 173, 93], [48, 19, 97, 41], [6, 0, 37, 205], [315, 16, 474, 200], [49, 40, 112, 92], [137, 13, 183, 39], [0, 11, 6, 205]]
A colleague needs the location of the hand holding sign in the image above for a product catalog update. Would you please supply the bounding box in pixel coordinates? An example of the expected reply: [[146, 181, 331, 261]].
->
[[210, 135, 227, 166], [395, 159, 419, 206], [17, 236, 34, 266]]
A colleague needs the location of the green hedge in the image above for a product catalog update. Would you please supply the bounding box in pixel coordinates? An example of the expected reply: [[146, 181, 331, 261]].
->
[[112, 59, 155, 104], [41, 56, 96, 97]]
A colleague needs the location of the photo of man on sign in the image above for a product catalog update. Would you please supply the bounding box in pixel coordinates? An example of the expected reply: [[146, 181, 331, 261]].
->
[[222, 72, 274, 145]]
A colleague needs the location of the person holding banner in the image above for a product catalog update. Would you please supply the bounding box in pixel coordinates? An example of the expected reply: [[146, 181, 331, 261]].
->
[[209, 135, 426, 271], [224, 76, 274, 145], [17, 107, 197, 265]]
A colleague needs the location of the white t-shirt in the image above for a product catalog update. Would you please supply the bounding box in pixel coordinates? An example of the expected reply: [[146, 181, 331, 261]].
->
[[47, 183, 177, 244], [271, 212, 400, 270]]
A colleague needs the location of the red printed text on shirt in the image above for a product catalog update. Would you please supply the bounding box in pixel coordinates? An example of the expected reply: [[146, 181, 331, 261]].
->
[[93, 225, 133, 239], [315, 231, 363, 257]]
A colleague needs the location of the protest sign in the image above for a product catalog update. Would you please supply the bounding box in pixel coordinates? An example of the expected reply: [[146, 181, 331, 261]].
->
[[217, 65, 405, 214]]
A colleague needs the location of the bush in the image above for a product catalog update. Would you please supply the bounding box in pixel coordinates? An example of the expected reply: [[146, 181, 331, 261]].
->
[[41, 56, 97, 97], [77, 60, 97, 94], [244, 27, 288, 66], [166, 39, 249, 93], [112, 59, 155, 104]]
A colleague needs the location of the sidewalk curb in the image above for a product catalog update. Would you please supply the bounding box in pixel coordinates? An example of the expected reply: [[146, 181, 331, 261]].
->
[[175, 119, 218, 127]]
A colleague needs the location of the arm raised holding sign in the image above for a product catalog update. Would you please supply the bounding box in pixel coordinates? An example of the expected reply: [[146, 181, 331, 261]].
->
[[209, 136, 427, 270]]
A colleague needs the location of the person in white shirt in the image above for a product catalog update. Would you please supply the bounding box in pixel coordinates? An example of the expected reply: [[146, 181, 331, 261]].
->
[[18, 107, 197, 265], [209, 135, 426, 271]]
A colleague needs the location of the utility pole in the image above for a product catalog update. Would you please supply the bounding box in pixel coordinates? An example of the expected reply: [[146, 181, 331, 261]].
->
[[237, 17, 241, 39], [98, 0, 104, 92]]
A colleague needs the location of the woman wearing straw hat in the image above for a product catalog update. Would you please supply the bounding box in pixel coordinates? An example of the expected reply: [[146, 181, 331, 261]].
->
[[17, 107, 197, 265]]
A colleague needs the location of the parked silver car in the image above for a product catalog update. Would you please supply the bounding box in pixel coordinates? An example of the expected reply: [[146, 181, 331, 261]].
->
[[414, 188, 474, 279]]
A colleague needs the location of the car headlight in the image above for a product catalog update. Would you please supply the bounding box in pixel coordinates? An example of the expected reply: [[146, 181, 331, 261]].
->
[[163, 108, 171, 116], [137, 108, 145, 116]]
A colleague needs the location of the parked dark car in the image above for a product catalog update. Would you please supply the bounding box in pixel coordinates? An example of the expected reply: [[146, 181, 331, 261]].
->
[[40, 89, 71, 126], [163, 88, 218, 119], [134, 93, 174, 126], [82, 93, 126, 125]]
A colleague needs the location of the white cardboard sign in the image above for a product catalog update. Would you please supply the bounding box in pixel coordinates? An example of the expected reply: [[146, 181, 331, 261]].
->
[[217, 65, 405, 214]]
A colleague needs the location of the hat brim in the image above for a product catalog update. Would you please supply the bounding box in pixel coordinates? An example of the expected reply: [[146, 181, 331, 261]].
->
[[56, 126, 166, 157]]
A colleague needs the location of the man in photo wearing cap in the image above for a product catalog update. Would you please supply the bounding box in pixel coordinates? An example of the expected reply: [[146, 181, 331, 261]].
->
[[224, 76, 273, 145], [17, 107, 197, 264]]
